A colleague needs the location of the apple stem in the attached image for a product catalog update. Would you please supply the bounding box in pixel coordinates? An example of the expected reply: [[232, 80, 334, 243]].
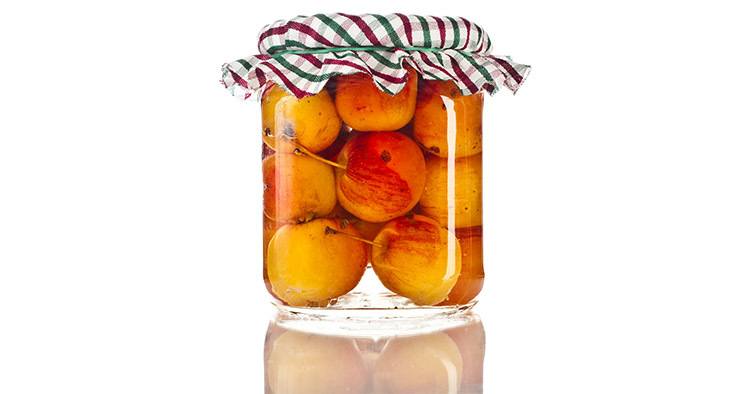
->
[[281, 136, 347, 170], [325, 226, 383, 248]]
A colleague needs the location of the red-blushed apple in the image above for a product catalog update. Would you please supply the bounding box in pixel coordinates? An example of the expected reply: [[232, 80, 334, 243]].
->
[[336, 132, 426, 223], [370, 214, 461, 305], [334, 68, 418, 131]]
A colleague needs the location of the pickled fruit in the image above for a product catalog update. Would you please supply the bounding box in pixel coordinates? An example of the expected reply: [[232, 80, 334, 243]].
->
[[350, 219, 384, 242], [263, 153, 336, 223], [336, 132, 426, 223], [263, 216, 278, 262], [419, 153, 482, 228], [266, 330, 368, 394], [439, 227, 484, 305], [334, 68, 417, 131], [327, 204, 384, 241], [373, 332, 463, 394], [371, 215, 461, 305], [259, 72, 488, 307], [263, 216, 280, 295], [266, 218, 368, 306], [262, 84, 341, 153], [318, 129, 350, 162], [414, 80, 483, 158]]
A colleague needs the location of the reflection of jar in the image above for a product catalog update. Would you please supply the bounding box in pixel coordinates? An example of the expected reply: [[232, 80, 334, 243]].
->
[[222, 13, 530, 313], [264, 313, 485, 394]]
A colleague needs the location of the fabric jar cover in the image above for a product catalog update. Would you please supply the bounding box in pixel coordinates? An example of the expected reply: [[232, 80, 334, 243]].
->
[[221, 13, 530, 98]]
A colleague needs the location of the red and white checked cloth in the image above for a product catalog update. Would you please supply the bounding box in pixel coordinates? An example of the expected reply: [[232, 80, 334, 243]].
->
[[221, 13, 530, 98]]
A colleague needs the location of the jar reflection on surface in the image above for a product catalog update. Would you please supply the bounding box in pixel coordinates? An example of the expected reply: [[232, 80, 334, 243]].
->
[[264, 314, 485, 394]]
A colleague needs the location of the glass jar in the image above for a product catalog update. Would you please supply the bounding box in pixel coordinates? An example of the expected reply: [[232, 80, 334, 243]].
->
[[221, 13, 530, 314], [261, 72, 484, 309]]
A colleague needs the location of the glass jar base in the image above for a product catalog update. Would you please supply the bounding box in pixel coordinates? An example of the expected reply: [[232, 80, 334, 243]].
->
[[272, 292, 477, 336]]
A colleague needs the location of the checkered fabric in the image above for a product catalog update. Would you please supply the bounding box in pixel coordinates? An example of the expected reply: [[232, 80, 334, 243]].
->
[[221, 13, 530, 98]]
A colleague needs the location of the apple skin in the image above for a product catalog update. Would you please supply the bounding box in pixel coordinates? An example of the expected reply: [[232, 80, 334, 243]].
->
[[336, 132, 426, 223], [418, 153, 482, 228], [262, 216, 280, 296], [317, 129, 350, 162], [266, 218, 368, 307], [413, 79, 483, 158], [262, 153, 337, 223], [439, 226, 484, 305], [261, 84, 342, 153], [371, 215, 462, 306], [327, 204, 385, 242], [334, 68, 418, 131]]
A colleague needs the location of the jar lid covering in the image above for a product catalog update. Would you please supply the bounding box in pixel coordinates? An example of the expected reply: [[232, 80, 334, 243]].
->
[[221, 13, 530, 98]]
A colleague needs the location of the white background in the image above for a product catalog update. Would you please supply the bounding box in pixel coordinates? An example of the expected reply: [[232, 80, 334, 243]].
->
[[1, 0, 749, 392]]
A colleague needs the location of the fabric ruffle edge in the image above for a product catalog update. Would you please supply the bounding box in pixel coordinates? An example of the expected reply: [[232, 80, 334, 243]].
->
[[221, 49, 530, 99]]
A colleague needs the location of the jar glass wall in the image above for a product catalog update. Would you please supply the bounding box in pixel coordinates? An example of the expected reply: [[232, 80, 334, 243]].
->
[[261, 71, 484, 310]]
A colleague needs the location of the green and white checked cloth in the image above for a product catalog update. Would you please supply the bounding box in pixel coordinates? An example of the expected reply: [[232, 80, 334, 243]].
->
[[221, 13, 530, 98]]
